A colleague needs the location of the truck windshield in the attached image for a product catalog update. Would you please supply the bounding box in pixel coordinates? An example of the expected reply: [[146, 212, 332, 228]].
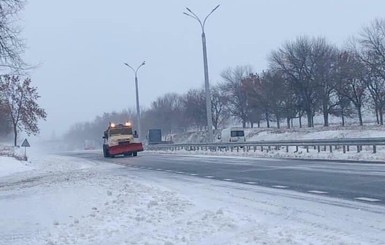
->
[[231, 130, 244, 137], [109, 127, 133, 136]]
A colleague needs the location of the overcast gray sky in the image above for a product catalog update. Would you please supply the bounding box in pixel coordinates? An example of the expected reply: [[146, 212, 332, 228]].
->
[[21, 0, 385, 138]]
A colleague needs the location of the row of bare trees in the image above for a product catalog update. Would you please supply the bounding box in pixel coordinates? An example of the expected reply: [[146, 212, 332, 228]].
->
[[65, 18, 385, 145], [222, 19, 385, 128], [63, 87, 231, 146], [142, 18, 385, 132], [141, 87, 230, 134]]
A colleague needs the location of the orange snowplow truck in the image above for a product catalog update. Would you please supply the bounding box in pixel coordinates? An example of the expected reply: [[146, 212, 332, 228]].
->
[[102, 122, 144, 158]]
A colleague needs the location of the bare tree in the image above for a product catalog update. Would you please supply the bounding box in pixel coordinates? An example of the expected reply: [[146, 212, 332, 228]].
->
[[312, 39, 339, 126], [220, 66, 253, 128], [182, 88, 206, 130], [211, 85, 230, 129], [269, 36, 321, 127], [336, 51, 367, 126], [357, 18, 385, 125], [330, 87, 355, 127], [241, 73, 272, 128], [0, 98, 12, 136], [0, 76, 47, 146], [262, 70, 291, 129], [0, 0, 26, 74], [149, 93, 185, 134]]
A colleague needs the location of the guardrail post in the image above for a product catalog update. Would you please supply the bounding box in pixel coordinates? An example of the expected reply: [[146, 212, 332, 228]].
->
[[347, 145, 350, 152], [373, 145, 376, 153], [268, 146, 271, 151], [357, 145, 360, 153], [306, 146, 309, 153], [254, 146, 256, 152], [286, 146, 289, 152], [329, 145, 332, 153], [295, 146, 299, 152], [261, 146, 263, 152], [236, 146, 239, 152], [317, 145, 320, 153], [343, 145, 346, 153]]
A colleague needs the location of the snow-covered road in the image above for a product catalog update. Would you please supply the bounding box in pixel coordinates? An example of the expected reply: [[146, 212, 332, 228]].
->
[[1, 151, 385, 245]]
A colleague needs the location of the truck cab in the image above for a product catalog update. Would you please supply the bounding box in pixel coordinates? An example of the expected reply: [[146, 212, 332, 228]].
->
[[103, 122, 143, 157]]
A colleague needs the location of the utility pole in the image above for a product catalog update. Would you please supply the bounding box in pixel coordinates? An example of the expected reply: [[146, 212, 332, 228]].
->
[[184, 5, 220, 142], [124, 61, 145, 140]]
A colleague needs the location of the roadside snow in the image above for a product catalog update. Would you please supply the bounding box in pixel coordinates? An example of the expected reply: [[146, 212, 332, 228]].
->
[[148, 146, 385, 162], [161, 125, 385, 162], [0, 156, 34, 177], [1, 150, 385, 244], [244, 125, 385, 142]]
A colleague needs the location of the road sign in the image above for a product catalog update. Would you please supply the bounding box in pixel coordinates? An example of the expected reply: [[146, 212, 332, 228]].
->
[[21, 139, 30, 147]]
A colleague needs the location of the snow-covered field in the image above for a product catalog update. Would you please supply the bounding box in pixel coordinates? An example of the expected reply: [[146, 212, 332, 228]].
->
[[1, 148, 385, 245], [173, 125, 385, 144], [165, 125, 385, 162]]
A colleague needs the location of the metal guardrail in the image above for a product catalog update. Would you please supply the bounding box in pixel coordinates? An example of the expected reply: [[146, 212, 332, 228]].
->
[[146, 137, 385, 154]]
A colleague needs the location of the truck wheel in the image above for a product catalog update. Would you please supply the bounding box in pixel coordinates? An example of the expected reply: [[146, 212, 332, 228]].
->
[[103, 146, 110, 158], [133, 152, 137, 157]]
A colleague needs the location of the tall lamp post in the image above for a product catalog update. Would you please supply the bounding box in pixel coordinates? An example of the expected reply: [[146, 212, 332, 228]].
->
[[184, 5, 220, 143], [124, 61, 145, 140]]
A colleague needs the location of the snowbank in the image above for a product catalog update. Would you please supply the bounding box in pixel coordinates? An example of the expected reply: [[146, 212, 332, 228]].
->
[[0, 156, 34, 177]]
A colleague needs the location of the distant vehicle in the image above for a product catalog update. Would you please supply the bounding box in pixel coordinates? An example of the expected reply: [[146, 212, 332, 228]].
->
[[219, 127, 246, 143], [102, 122, 144, 158], [148, 129, 162, 145], [84, 140, 96, 150]]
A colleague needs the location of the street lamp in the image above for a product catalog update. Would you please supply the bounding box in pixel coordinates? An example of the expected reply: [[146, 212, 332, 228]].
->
[[184, 5, 220, 143], [124, 61, 145, 141]]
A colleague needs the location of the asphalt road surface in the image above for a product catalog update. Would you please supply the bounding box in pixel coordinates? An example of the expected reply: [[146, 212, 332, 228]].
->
[[68, 151, 385, 205]]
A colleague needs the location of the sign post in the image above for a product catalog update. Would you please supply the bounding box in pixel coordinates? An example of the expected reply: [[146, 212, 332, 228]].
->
[[21, 139, 30, 161]]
